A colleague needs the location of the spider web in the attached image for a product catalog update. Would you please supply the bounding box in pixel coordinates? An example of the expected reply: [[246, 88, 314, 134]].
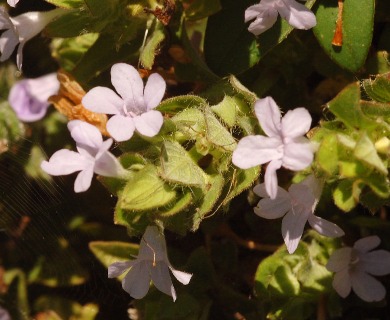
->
[[0, 138, 132, 319]]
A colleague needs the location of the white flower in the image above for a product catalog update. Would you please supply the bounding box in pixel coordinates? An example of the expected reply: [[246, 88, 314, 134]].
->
[[108, 226, 192, 301], [9, 72, 59, 122], [232, 96, 314, 199], [7, 0, 19, 7], [0, 7, 63, 69], [82, 63, 165, 142], [245, 0, 316, 36], [41, 120, 126, 193], [253, 175, 344, 254], [326, 236, 390, 302]]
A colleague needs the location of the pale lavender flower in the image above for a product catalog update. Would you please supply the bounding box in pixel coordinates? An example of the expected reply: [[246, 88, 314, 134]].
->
[[0, 7, 64, 69], [327, 236, 390, 302], [245, 0, 316, 36], [0, 306, 11, 320], [41, 120, 126, 193], [9, 72, 59, 122], [108, 226, 192, 301], [253, 175, 344, 254], [232, 96, 314, 199], [82, 63, 165, 142], [7, 0, 19, 7]]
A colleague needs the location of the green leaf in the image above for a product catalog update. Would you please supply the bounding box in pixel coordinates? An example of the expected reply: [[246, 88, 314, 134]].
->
[[45, 0, 83, 8], [327, 82, 376, 130], [89, 241, 139, 269], [4, 270, 29, 320], [120, 165, 177, 211], [192, 174, 224, 231], [211, 95, 238, 127], [223, 166, 260, 204], [140, 23, 166, 69], [362, 72, 390, 103], [158, 191, 193, 217], [84, 0, 118, 16], [171, 107, 206, 139], [360, 100, 390, 120], [354, 133, 387, 174], [45, 10, 103, 38], [316, 133, 339, 175], [0, 101, 23, 148], [204, 0, 260, 75], [72, 34, 142, 83], [157, 95, 207, 114], [313, 0, 375, 72], [184, 0, 222, 20], [333, 179, 363, 211], [160, 140, 207, 188], [204, 107, 236, 152]]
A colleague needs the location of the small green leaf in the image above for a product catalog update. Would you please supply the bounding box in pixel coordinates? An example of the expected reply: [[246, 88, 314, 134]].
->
[[139, 23, 166, 70], [317, 133, 339, 175], [192, 174, 224, 231], [89, 241, 139, 269], [4, 270, 29, 320], [171, 107, 206, 139], [354, 133, 387, 174], [45, 0, 83, 8], [157, 95, 207, 114], [360, 100, 390, 120], [313, 0, 374, 72], [205, 107, 236, 152], [185, 0, 222, 20], [0, 101, 24, 147], [223, 167, 260, 204], [160, 140, 207, 188], [362, 72, 390, 103], [327, 82, 376, 130], [211, 95, 237, 127], [158, 191, 193, 217], [120, 165, 177, 211], [333, 179, 362, 211]]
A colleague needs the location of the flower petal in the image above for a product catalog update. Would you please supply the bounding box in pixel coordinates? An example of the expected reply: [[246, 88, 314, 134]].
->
[[308, 215, 344, 238], [106, 114, 135, 142], [7, 0, 19, 7], [74, 167, 94, 192], [332, 268, 351, 298], [122, 260, 152, 299], [169, 266, 192, 285], [247, 9, 279, 36], [111, 63, 144, 109], [350, 271, 386, 302], [41, 149, 88, 175], [360, 250, 390, 276], [140, 226, 168, 261], [264, 159, 283, 199], [134, 110, 163, 137], [278, 0, 317, 30], [151, 262, 176, 301], [354, 235, 380, 253], [108, 260, 135, 278], [95, 148, 125, 177], [245, 4, 264, 23], [281, 206, 309, 253], [82, 86, 123, 115], [254, 97, 281, 137], [326, 248, 352, 272], [253, 186, 291, 219], [144, 73, 166, 110], [16, 39, 24, 70], [283, 138, 314, 171], [68, 120, 103, 150], [0, 29, 19, 62], [232, 136, 282, 169], [281, 107, 311, 138]]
